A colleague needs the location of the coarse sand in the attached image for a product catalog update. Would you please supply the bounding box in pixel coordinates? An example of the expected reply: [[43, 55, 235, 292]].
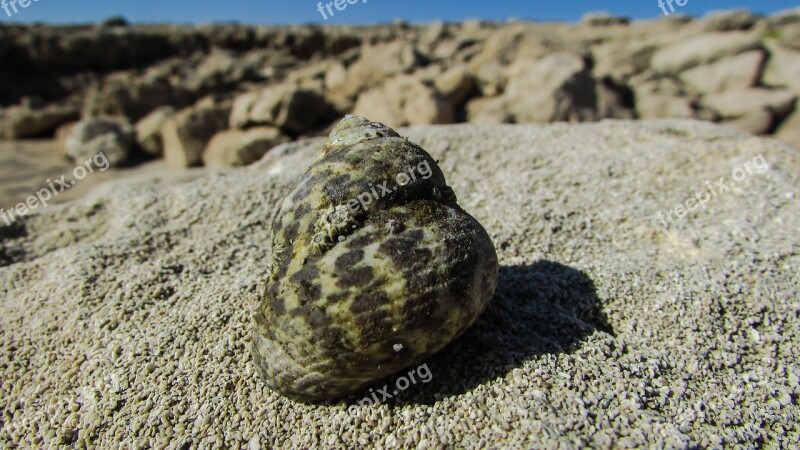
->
[[1, 120, 798, 448]]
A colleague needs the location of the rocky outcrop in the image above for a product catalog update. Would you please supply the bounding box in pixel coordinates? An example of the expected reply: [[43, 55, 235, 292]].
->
[[2, 8, 800, 168]]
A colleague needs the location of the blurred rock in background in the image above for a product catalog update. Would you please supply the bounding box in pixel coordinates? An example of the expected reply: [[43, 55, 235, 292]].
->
[[1, 8, 799, 172]]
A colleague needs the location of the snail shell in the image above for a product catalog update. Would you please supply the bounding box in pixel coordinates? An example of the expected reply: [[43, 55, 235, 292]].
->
[[252, 115, 498, 402]]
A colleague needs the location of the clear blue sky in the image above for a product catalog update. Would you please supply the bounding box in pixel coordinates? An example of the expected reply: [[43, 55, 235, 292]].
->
[[2, 0, 798, 24]]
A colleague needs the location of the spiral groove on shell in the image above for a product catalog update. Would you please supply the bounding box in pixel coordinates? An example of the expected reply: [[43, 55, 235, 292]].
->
[[252, 115, 499, 402]]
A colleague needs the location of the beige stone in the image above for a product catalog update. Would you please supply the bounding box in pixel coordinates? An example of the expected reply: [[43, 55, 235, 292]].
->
[[703, 88, 796, 119], [651, 32, 761, 74], [352, 75, 454, 128], [162, 98, 231, 168], [504, 53, 597, 123], [680, 50, 764, 94], [434, 65, 476, 107], [466, 96, 511, 124], [763, 42, 800, 93], [135, 106, 176, 157], [203, 127, 289, 168], [229, 83, 328, 134]]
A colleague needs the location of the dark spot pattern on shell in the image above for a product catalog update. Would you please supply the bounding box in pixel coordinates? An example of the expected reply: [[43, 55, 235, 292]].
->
[[252, 115, 499, 402]]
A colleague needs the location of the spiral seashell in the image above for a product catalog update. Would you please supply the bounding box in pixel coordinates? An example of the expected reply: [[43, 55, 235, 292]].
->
[[252, 115, 499, 402]]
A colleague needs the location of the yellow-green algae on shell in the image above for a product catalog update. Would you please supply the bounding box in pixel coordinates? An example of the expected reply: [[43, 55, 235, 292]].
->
[[252, 115, 499, 402]]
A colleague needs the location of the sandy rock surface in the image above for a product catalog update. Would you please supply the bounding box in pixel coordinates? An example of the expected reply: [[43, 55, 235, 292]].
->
[[1, 121, 798, 448]]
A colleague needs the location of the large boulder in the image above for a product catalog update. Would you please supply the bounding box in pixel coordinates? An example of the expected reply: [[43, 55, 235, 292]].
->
[[229, 83, 329, 135], [1, 101, 80, 139], [680, 50, 764, 94], [202, 127, 289, 168], [651, 32, 761, 74], [434, 65, 476, 109], [134, 106, 176, 157], [592, 41, 659, 81], [185, 49, 255, 94], [326, 41, 423, 107], [629, 75, 703, 120], [762, 42, 800, 93], [703, 88, 797, 135], [503, 53, 597, 123], [702, 88, 797, 120], [466, 23, 548, 96], [352, 75, 454, 127], [162, 97, 232, 168], [64, 118, 136, 167], [465, 96, 511, 124]]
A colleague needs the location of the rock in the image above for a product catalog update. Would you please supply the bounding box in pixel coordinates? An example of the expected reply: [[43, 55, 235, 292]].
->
[[763, 42, 800, 93], [83, 72, 185, 123], [202, 127, 289, 168], [775, 106, 800, 149], [323, 61, 353, 111], [229, 83, 330, 134], [466, 96, 511, 124], [434, 65, 476, 107], [186, 49, 249, 93], [470, 61, 506, 97], [581, 12, 630, 27], [135, 106, 175, 157], [651, 32, 761, 74], [352, 75, 454, 127], [417, 21, 446, 53], [723, 109, 774, 135], [592, 42, 658, 81], [466, 23, 548, 95], [469, 23, 545, 67], [329, 41, 424, 105], [65, 118, 136, 166], [596, 77, 636, 119], [2, 121, 799, 448], [702, 10, 759, 31], [1, 102, 80, 139], [162, 97, 232, 168], [680, 50, 764, 94], [779, 23, 800, 51], [503, 53, 597, 123], [55, 121, 79, 156], [702, 88, 797, 120], [630, 76, 698, 119]]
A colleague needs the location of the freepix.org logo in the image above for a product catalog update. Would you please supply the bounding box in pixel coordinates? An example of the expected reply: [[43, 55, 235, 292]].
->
[[316, 0, 368, 21], [1, 0, 41, 18]]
